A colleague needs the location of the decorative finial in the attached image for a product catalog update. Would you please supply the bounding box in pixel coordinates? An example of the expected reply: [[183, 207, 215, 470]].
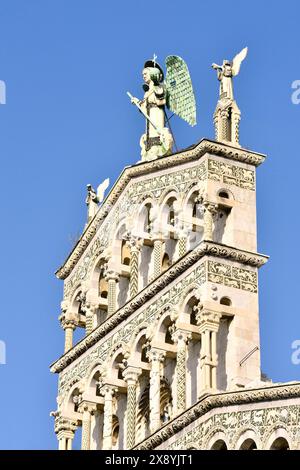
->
[[127, 55, 196, 162], [212, 47, 248, 147]]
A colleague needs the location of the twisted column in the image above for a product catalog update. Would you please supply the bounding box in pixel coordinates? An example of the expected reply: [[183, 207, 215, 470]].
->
[[84, 304, 97, 336], [100, 385, 118, 450], [123, 366, 142, 449], [203, 202, 218, 241], [105, 270, 119, 316], [79, 401, 97, 450], [172, 329, 191, 414], [147, 348, 166, 433], [196, 308, 221, 392]]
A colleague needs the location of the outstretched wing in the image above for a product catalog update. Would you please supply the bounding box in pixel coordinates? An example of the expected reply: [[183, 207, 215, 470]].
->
[[97, 178, 110, 203], [232, 47, 248, 76], [165, 55, 196, 127]]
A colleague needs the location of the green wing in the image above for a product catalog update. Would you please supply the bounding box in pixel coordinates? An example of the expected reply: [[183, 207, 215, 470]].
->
[[165, 55, 196, 127]]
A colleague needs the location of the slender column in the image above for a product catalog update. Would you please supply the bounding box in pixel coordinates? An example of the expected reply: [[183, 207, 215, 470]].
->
[[211, 330, 218, 389], [153, 239, 163, 279], [203, 202, 218, 241], [123, 366, 142, 449], [105, 270, 119, 316], [59, 309, 77, 353], [100, 385, 118, 450], [128, 237, 142, 298], [196, 308, 221, 392], [147, 348, 166, 433], [84, 304, 97, 336], [79, 401, 97, 450], [55, 417, 77, 451], [62, 319, 76, 352], [178, 236, 187, 258], [172, 329, 191, 414]]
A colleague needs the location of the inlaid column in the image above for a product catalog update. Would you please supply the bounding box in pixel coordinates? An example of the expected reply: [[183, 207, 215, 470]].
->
[[123, 366, 142, 449], [55, 417, 77, 451], [178, 235, 187, 258], [196, 308, 221, 391], [172, 329, 192, 414], [203, 202, 218, 241], [128, 237, 142, 298], [79, 401, 97, 450], [100, 385, 118, 450], [147, 348, 166, 433], [105, 270, 119, 316], [153, 239, 163, 279]]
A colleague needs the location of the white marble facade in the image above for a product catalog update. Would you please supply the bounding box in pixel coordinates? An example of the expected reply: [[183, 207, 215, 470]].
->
[[51, 139, 300, 451]]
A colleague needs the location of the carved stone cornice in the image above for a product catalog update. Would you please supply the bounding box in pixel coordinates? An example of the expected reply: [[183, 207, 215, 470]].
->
[[133, 382, 300, 450], [50, 241, 268, 374], [56, 139, 266, 280]]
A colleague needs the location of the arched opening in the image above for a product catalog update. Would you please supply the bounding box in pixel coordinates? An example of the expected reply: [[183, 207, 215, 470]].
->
[[70, 388, 81, 413], [162, 253, 170, 272], [220, 296, 232, 307], [186, 190, 203, 251], [121, 240, 131, 266], [218, 190, 229, 199], [166, 197, 176, 228], [71, 292, 86, 344], [240, 438, 257, 450], [159, 316, 174, 345], [270, 437, 289, 450], [97, 267, 108, 325], [112, 353, 125, 381], [182, 295, 201, 406], [136, 377, 173, 435], [112, 415, 120, 447], [99, 275, 108, 299], [144, 203, 152, 235], [211, 439, 227, 450]]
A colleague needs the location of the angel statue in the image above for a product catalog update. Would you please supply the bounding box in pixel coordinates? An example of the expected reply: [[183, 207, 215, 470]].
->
[[212, 47, 248, 146], [128, 55, 196, 161], [86, 178, 110, 223]]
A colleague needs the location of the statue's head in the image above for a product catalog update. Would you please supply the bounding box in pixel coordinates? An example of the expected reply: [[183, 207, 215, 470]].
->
[[222, 60, 233, 76], [143, 59, 164, 85]]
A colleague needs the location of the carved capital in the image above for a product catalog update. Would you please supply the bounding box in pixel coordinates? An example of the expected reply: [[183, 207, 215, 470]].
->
[[122, 366, 142, 384], [60, 317, 77, 331], [54, 416, 77, 434], [196, 308, 222, 333], [203, 201, 218, 216], [171, 328, 192, 346], [78, 400, 97, 415], [146, 347, 166, 364], [99, 384, 118, 400], [104, 269, 120, 283], [124, 233, 143, 251]]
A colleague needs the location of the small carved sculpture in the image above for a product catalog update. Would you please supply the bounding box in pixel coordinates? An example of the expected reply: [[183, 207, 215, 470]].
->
[[86, 178, 110, 223]]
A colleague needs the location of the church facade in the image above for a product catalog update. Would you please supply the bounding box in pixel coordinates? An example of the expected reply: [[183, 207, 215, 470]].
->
[[51, 54, 300, 451]]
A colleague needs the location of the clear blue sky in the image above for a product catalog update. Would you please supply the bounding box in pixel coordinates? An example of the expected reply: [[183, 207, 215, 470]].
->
[[0, 0, 299, 449]]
